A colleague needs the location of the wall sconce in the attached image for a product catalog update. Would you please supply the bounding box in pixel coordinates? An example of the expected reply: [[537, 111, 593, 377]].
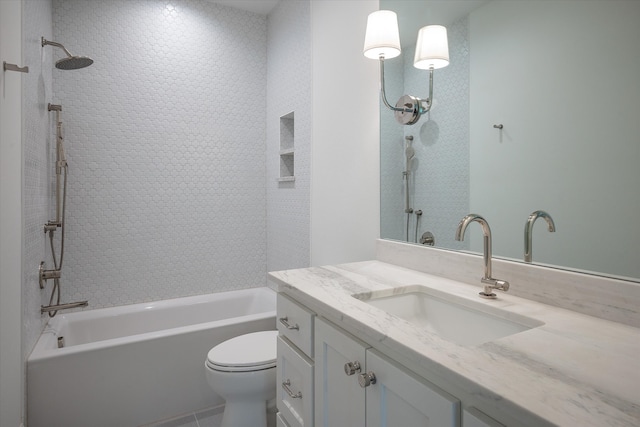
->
[[363, 10, 449, 125]]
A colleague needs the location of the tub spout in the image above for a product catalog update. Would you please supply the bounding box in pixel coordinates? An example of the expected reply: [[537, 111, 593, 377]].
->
[[41, 301, 88, 314]]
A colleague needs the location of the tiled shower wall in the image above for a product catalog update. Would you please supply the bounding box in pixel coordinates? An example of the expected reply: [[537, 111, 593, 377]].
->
[[266, 1, 311, 272], [380, 17, 470, 250], [51, 0, 268, 308]]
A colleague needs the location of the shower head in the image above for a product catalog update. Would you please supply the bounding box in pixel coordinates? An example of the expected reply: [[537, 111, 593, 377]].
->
[[55, 56, 94, 70], [41, 37, 94, 70]]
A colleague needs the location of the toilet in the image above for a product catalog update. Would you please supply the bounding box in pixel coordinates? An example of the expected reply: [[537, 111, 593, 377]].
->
[[205, 330, 278, 427]]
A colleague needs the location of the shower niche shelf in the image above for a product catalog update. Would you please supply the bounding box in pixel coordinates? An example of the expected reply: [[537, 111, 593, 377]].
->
[[278, 112, 295, 182]]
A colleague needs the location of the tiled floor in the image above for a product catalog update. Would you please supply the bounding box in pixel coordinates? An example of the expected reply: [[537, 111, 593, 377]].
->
[[145, 406, 277, 427], [144, 406, 224, 427]]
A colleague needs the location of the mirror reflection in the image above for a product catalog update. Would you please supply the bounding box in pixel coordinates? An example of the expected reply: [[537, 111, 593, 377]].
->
[[379, 0, 640, 281]]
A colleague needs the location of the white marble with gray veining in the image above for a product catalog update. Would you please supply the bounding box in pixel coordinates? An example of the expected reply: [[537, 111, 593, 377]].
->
[[377, 240, 640, 328], [269, 244, 640, 427]]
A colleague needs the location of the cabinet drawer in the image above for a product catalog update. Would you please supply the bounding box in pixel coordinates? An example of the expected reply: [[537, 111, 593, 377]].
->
[[277, 293, 315, 357], [277, 336, 314, 427], [277, 411, 291, 427]]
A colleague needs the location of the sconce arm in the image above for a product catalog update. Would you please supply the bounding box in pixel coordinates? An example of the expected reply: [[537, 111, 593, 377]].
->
[[379, 58, 413, 113], [378, 58, 437, 125], [424, 68, 434, 113]]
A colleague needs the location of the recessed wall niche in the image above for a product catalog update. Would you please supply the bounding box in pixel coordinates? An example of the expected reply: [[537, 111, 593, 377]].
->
[[278, 112, 295, 182]]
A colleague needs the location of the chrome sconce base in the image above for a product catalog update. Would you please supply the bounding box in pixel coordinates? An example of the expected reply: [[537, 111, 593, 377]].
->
[[379, 58, 435, 126], [394, 94, 424, 126]]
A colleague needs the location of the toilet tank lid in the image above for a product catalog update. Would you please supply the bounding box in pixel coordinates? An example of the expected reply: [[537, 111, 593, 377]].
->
[[206, 330, 278, 368]]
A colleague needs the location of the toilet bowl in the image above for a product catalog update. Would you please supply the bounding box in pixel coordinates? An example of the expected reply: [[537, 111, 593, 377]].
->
[[205, 330, 278, 427]]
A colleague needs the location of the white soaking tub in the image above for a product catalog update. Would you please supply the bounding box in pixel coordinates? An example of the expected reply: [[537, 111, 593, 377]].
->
[[27, 287, 276, 427]]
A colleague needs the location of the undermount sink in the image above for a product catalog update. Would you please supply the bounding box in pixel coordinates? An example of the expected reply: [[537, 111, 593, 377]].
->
[[353, 285, 543, 346]]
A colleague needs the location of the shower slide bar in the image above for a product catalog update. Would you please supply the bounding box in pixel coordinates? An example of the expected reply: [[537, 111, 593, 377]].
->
[[39, 102, 89, 315]]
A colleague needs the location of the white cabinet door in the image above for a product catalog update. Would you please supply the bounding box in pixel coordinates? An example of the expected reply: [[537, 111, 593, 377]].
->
[[314, 318, 368, 427], [365, 349, 461, 427], [463, 408, 505, 427]]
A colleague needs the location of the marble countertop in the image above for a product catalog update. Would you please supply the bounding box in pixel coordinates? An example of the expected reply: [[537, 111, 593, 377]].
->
[[269, 260, 640, 427]]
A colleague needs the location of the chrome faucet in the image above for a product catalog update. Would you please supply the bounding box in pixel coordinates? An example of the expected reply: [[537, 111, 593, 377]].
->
[[455, 214, 510, 299], [524, 210, 555, 263]]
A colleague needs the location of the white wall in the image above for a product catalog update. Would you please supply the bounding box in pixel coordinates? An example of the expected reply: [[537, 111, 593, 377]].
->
[[22, 0, 54, 379], [469, 0, 640, 278], [1, 1, 24, 425], [310, 0, 380, 266]]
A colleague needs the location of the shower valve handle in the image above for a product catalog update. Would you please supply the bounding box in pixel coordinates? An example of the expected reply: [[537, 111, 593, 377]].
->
[[38, 262, 61, 289]]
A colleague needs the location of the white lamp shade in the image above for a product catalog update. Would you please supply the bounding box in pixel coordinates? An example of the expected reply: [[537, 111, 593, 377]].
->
[[363, 10, 401, 60], [413, 25, 449, 70]]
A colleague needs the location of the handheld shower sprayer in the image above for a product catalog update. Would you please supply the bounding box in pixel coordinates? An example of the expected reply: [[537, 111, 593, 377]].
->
[[403, 135, 415, 241], [403, 135, 415, 214], [41, 37, 94, 70]]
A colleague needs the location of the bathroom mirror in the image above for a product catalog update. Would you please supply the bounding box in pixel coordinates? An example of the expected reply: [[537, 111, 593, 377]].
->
[[379, 0, 640, 281]]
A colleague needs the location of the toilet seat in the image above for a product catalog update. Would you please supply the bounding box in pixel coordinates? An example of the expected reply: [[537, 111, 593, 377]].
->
[[206, 330, 278, 372]]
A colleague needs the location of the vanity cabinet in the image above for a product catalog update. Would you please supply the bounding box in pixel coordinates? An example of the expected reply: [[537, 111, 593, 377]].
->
[[277, 292, 506, 427], [314, 317, 461, 427]]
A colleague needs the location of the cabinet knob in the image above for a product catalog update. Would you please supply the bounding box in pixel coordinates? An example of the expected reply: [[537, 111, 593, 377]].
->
[[344, 361, 361, 376], [358, 372, 377, 388]]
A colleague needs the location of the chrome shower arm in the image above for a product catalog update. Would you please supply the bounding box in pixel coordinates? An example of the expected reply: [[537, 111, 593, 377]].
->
[[41, 37, 74, 58]]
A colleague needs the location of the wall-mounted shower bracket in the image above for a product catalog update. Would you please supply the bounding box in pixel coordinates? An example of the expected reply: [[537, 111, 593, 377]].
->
[[44, 221, 61, 232], [39, 261, 61, 289], [3, 61, 29, 73]]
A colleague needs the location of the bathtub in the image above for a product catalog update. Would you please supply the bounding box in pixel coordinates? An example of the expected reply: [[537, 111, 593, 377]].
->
[[27, 287, 276, 427]]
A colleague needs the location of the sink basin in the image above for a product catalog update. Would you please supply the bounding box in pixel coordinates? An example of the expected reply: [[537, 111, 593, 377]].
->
[[353, 285, 543, 346]]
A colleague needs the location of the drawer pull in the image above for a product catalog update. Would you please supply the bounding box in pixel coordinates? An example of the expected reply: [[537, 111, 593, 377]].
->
[[282, 379, 302, 399], [279, 316, 299, 330]]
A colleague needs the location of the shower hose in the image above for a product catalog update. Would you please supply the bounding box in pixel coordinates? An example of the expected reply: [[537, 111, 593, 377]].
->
[[47, 164, 67, 317]]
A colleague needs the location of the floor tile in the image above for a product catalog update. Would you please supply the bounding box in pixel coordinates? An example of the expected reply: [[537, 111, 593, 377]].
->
[[143, 413, 199, 427], [195, 406, 224, 427]]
